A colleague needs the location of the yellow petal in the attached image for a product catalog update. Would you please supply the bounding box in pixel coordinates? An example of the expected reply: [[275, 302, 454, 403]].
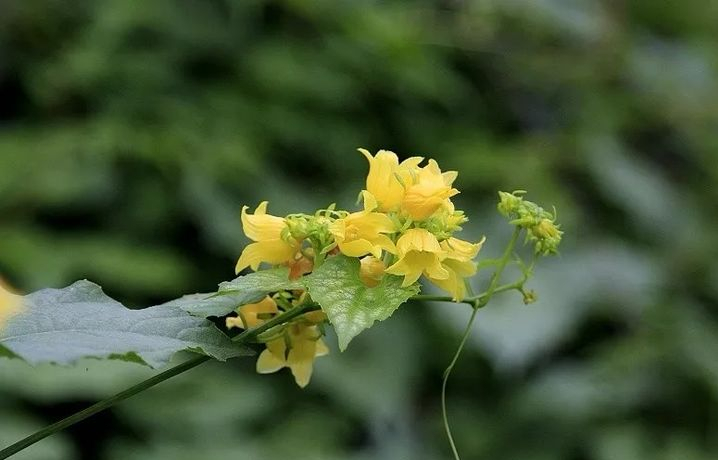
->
[[266, 336, 287, 359], [446, 258, 477, 278], [338, 239, 375, 258], [359, 148, 416, 212], [442, 170, 458, 186], [230, 296, 279, 329], [256, 348, 285, 374], [328, 219, 347, 241], [401, 160, 461, 220], [395, 229, 443, 256], [372, 234, 397, 255], [288, 337, 317, 363], [225, 316, 245, 330], [386, 253, 426, 287], [424, 257, 450, 281], [400, 156, 425, 169], [429, 259, 477, 301], [235, 240, 297, 273], [429, 268, 465, 301], [349, 212, 395, 235], [424, 159, 442, 175], [287, 338, 318, 388], [386, 244, 449, 287], [441, 237, 485, 262], [289, 358, 313, 388], [315, 338, 330, 357], [241, 202, 288, 242], [332, 209, 396, 258], [361, 190, 379, 212]]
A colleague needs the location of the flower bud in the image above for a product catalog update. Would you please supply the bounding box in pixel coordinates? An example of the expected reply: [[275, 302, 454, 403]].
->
[[522, 289, 538, 305], [288, 253, 314, 280], [359, 256, 386, 287], [419, 201, 468, 240], [497, 191, 524, 217], [533, 218, 560, 240], [285, 215, 310, 241]]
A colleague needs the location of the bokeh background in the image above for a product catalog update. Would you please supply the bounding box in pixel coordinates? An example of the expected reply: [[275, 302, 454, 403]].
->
[[1, 1, 717, 459]]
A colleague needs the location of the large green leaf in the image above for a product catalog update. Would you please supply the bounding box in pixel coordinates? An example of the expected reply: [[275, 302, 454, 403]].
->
[[0, 281, 252, 368], [304, 255, 419, 351]]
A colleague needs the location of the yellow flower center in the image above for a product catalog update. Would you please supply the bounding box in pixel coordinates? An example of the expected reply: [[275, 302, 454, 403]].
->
[[345, 224, 361, 241]]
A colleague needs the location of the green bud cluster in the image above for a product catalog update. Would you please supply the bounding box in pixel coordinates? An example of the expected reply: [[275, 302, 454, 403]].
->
[[497, 191, 563, 256], [419, 207, 468, 241], [283, 207, 349, 257], [393, 207, 468, 242]]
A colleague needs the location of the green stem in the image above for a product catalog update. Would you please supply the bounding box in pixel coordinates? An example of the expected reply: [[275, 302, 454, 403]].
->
[[0, 355, 209, 460], [409, 279, 527, 308], [441, 305, 480, 460], [232, 303, 318, 343], [479, 227, 522, 305], [410, 294, 474, 306], [441, 227, 521, 460], [0, 303, 316, 460]]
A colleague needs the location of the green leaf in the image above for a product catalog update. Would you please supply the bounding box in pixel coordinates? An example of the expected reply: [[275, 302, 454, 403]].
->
[[304, 255, 419, 351], [218, 267, 304, 293], [164, 268, 301, 319], [161, 268, 302, 318], [158, 292, 253, 318], [0, 280, 252, 368]]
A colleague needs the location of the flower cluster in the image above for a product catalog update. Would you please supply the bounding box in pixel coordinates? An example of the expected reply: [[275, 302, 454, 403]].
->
[[229, 149, 484, 386], [236, 149, 484, 298]]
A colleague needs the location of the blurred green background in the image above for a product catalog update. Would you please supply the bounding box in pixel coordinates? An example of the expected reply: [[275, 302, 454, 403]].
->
[[1, 1, 717, 459]]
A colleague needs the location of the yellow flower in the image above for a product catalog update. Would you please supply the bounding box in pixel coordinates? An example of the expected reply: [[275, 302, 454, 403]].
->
[[256, 318, 329, 388], [429, 237, 485, 301], [359, 256, 386, 288], [0, 279, 22, 329], [359, 148, 423, 213], [235, 202, 299, 273], [329, 191, 396, 258], [225, 296, 279, 330], [385, 228, 449, 287], [401, 159, 460, 220], [226, 298, 328, 388]]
